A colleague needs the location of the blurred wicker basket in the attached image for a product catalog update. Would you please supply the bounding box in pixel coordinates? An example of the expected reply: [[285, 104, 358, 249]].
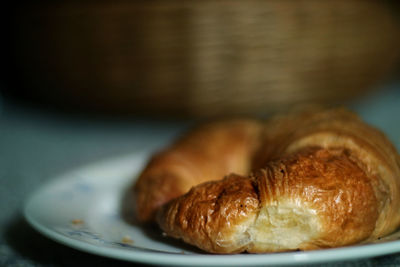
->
[[9, 0, 400, 117]]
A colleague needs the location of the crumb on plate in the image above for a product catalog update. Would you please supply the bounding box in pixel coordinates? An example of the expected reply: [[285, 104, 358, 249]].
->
[[122, 235, 134, 245], [71, 219, 84, 225]]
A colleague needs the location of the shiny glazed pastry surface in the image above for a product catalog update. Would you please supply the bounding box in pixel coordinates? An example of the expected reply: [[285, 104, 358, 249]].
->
[[133, 108, 400, 253]]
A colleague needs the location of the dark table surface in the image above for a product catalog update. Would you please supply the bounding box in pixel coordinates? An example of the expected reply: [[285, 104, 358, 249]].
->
[[1, 83, 400, 267]]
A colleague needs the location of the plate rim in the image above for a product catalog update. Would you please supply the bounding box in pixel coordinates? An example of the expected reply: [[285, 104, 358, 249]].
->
[[23, 152, 400, 266]]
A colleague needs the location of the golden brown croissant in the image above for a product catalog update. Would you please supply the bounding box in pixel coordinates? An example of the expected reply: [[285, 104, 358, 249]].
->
[[152, 108, 400, 253]]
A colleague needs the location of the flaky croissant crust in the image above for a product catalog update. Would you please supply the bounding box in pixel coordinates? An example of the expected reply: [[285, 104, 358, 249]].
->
[[134, 108, 400, 253]]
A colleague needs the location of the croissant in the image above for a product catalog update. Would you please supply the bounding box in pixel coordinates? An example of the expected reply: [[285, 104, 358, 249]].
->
[[153, 109, 400, 253], [151, 108, 400, 253]]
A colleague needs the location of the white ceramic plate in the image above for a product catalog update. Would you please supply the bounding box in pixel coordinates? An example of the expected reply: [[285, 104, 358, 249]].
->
[[24, 152, 400, 266]]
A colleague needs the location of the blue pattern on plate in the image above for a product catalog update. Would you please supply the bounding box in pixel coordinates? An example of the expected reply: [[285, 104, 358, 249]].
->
[[56, 225, 135, 249]]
